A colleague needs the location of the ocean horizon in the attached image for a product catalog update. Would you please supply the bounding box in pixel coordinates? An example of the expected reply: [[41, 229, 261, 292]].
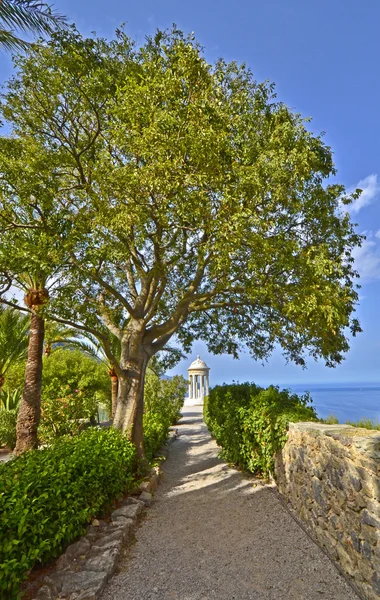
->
[[282, 382, 380, 424]]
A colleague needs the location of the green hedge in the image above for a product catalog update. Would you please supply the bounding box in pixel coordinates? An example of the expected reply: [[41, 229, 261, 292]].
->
[[204, 383, 318, 478], [0, 428, 137, 598], [143, 372, 186, 461]]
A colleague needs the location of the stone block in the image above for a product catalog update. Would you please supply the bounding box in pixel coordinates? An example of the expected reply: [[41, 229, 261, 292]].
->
[[65, 537, 91, 561], [35, 585, 54, 600], [50, 571, 107, 596], [139, 491, 152, 506], [85, 547, 119, 577], [111, 503, 141, 521], [139, 479, 153, 493]]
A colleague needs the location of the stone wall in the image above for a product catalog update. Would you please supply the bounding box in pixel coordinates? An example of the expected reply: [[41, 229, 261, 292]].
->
[[275, 423, 380, 600]]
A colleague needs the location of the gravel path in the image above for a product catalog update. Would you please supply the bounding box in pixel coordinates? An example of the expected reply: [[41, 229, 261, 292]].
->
[[101, 407, 359, 600]]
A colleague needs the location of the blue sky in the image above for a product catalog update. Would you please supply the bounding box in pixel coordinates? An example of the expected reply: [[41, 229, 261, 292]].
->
[[1, 0, 380, 386]]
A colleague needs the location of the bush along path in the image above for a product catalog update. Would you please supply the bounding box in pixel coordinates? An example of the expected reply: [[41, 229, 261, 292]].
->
[[21, 429, 178, 600], [101, 407, 359, 600]]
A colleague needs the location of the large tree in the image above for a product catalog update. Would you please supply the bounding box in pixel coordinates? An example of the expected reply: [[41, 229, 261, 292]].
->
[[0, 28, 362, 456], [0, 0, 66, 51]]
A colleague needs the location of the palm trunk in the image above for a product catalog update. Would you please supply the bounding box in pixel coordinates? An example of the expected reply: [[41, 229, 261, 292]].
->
[[15, 313, 44, 454]]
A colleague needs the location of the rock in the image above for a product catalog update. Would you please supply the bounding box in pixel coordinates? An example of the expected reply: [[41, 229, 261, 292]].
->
[[50, 571, 107, 596], [90, 532, 124, 555], [139, 491, 153, 506], [372, 571, 380, 595], [361, 510, 380, 528], [56, 553, 71, 571], [72, 591, 97, 600], [92, 519, 101, 527], [65, 537, 91, 561], [111, 503, 141, 521], [85, 546, 119, 576], [123, 497, 143, 506], [109, 516, 134, 535], [35, 586, 54, 600], [139, 480, 152, 493]]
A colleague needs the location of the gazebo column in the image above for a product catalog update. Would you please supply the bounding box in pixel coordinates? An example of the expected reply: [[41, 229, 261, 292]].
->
[[205, 374, 209, 397], [188, 376, 192, 400]]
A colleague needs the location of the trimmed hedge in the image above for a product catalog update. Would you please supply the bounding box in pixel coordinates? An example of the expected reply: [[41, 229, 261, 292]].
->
[[0, 428, 137, 598], [204, 382, 318, 478]]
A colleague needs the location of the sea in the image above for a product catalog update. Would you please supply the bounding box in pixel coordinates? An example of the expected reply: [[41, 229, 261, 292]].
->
[[285, 383, 380, 424]]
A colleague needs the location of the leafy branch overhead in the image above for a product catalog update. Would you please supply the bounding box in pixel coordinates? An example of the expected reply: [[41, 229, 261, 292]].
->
[[0, 27, 362, 444]]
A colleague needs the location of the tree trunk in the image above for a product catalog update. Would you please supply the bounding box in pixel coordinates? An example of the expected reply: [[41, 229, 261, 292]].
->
[[113, 348, 148, 459], [15, 313, 44, 454], [110, 372, 118, 419]]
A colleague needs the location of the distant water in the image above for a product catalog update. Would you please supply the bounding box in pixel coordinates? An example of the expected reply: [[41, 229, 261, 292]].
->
[[286, 384, 380, 424]]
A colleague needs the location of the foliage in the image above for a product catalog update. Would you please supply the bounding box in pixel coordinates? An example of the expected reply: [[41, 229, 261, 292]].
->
[[39, 384, 99, 443], [0, 409, 18, 449], [0, 306, 29, 390], [42, 348, 110, 404], [322, 414, 340, 424], [0, 427, 137, 597], [0, 0, 66, 51], [0, 26, 363, 442], [321, 414, 380, 429], [143, 372, 186, 461], [346, 418, 380, 430], [0, 387, 22, 411], [38, 348, 111, 441], [0, 389, 22, 449], [43, 322, 82, 356], [204, 382, 318, 477], [2, 361, 26, 394]]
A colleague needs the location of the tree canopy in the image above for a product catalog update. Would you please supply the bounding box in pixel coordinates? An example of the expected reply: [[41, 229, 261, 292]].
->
[[0, 27, 362, 448]]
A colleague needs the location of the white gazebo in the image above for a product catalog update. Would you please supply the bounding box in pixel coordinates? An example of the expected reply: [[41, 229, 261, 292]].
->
[[185, 355, 210, 406]]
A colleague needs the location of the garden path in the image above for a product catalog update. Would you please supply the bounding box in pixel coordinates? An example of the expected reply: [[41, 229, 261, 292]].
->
[[101, 407, 359, 600]]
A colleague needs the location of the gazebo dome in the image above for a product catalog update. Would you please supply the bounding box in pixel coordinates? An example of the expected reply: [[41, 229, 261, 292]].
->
[[188, 355, 210, 371], [186, 355, 211, 407]]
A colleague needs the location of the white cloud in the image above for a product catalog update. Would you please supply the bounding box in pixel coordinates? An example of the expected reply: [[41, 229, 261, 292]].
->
[[352, 238, 380, 283], [348, 174, 380, 214], [375, 229, 380, 239]]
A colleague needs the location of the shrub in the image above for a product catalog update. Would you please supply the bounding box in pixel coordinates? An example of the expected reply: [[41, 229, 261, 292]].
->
[[0, 409, 17, 449], [322, 414, 340, 424], [0, 428, 137, 597], [39, 349, 111, 442], [0, 388, 22, 411], [143, 372, 186, 461], [204, 382, 318, 478], [346, 417, 380, 430], [39, 383, 99, 443]]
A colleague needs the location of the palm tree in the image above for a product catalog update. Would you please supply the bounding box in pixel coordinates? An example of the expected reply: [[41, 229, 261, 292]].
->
[[43, 321, 82, 357], [14, 274, 49, 453], [74, 333, 121, 419], [0, 1, 66, 52], [0, 305, 29, 393]]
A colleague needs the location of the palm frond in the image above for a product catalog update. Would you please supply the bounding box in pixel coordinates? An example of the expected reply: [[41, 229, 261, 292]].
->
[[0, 305, 29, 376], [0, 27, 29, 51], [0, 1, 67, 52], [0, 1, 66, 35]]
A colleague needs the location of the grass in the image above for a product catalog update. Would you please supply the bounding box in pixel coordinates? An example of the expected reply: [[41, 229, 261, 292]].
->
[[322, 414, 380, 430]]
